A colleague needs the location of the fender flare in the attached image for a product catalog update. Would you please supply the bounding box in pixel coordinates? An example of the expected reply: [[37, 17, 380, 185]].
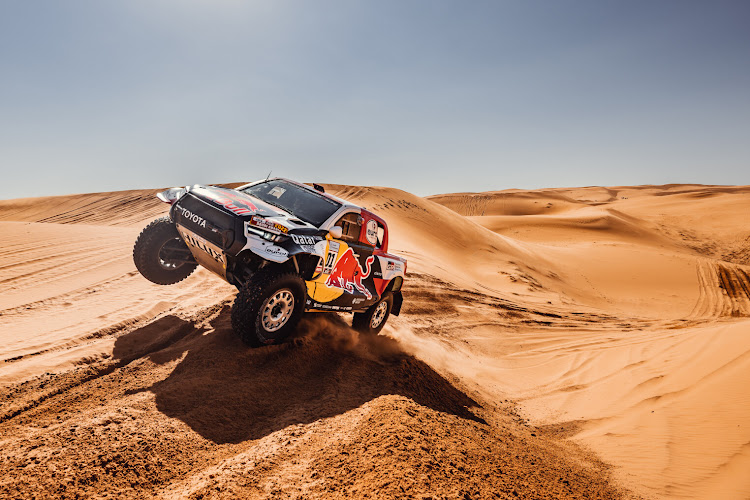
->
[[391, 291, 403, 316]]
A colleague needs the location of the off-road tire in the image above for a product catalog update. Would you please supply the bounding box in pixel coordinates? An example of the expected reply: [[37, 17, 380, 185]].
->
[[231, 270, 306, 347], [353, 292, 393, 335], [133, 217, 197, 285]]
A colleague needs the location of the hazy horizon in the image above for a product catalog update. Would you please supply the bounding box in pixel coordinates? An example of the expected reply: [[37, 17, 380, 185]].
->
[[2, 0, 749, 200]]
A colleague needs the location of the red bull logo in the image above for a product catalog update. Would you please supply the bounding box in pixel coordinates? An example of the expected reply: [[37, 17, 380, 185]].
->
[[204, 189, 259, 215], [325, 248, 375, 299], [215, 191, 259, 215]]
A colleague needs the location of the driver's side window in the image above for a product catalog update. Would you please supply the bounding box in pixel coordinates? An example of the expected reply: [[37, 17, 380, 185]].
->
[[334, 213, 362, 243]]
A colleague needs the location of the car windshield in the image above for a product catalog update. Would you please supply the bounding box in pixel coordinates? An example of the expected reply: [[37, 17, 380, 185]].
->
[[240, 180, 341, 227]]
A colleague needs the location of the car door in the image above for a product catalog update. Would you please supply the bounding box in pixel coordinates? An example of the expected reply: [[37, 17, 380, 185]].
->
[[306, 212, 377, 310]]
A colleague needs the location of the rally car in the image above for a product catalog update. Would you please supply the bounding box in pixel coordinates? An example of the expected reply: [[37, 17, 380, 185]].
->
[[133, 178, 406, 346]]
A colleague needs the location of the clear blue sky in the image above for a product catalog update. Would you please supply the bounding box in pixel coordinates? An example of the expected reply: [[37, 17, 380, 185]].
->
[[1, 0, 749, 199]]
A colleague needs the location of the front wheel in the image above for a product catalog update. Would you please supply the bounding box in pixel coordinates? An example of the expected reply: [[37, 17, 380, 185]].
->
[[231, 271, 306, 347], [353, 292, 393, 335], [133, 217, 197, 285]]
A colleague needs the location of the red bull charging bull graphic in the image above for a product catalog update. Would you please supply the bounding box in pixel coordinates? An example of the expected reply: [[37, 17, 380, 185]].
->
[[325, 247, 375, 299]]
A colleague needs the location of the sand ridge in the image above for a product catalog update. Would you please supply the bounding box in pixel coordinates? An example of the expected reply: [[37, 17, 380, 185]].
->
[[1, 182, 749, 498]]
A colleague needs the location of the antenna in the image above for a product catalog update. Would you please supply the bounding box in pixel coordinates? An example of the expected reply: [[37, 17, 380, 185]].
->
[[266, 170, 272, 181]]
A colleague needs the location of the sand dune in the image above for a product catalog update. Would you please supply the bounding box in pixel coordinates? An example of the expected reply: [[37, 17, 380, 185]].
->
[[1, 182, 749, 498], [0, 189, 165, 227], [427, 184, 750, 498]]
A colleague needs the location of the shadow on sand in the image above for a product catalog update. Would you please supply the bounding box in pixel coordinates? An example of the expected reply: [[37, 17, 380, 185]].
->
[[112, 307, 484, 444]]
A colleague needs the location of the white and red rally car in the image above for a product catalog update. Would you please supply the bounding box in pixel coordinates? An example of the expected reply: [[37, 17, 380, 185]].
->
[[133, 178, 406, 346]]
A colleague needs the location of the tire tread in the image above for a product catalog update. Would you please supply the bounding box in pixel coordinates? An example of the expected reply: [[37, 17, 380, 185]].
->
[[133, 217, 197, 285], [231, 270, 306, 346], [353, 292, 393, 335]]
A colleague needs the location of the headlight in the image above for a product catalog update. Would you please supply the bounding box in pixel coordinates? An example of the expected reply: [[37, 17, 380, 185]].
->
[[245, 225, 287, 243]]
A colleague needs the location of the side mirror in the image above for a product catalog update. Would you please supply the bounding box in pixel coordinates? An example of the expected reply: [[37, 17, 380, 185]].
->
[[329, 226, 343, 239]]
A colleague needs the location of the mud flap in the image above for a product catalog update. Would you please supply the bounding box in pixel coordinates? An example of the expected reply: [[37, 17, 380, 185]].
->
[[391, 291, 403, 316]]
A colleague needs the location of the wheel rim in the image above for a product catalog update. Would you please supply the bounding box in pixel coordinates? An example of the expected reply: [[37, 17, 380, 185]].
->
[[158, 238, 185, 270], [261, 288, 295, 333], [370, 301, 388, 329]]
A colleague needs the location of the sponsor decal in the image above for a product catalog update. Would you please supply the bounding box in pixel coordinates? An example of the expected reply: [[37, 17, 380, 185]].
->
[[365, 219, 378, 245], [291, 234, 321, 245], [325, 247, 375, 299], [352, 297, 365, 305], [211, 190, 259, 215], [311, 303, 352, 311], [322, 241, 340, 274], [180, 229, 225, 265], [176, 206, 207, 228], [386, 261, 403, 272], [250, 215, 289, 234], [263, 245, 289, 258], [268, 186, 286, 198]]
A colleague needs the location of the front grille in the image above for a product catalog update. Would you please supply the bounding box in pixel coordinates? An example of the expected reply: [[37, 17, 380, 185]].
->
[[173, 194, 235, 248]]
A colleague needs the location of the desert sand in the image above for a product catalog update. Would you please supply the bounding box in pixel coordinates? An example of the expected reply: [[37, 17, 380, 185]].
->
[[1, 182, 749, 498]]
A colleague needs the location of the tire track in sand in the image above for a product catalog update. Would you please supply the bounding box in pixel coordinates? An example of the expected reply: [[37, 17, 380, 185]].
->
[[690, 259, 750, 318]]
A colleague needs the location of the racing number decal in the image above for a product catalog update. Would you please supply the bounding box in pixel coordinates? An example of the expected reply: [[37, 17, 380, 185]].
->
[[322, 241, 340, 274], [324, 253, 336, 272]]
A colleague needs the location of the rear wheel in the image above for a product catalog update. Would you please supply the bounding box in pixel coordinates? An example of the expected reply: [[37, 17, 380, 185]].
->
[[353, 292, 393, 335], [133, 217, 197, 285], [231, 271, 306, 347]]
